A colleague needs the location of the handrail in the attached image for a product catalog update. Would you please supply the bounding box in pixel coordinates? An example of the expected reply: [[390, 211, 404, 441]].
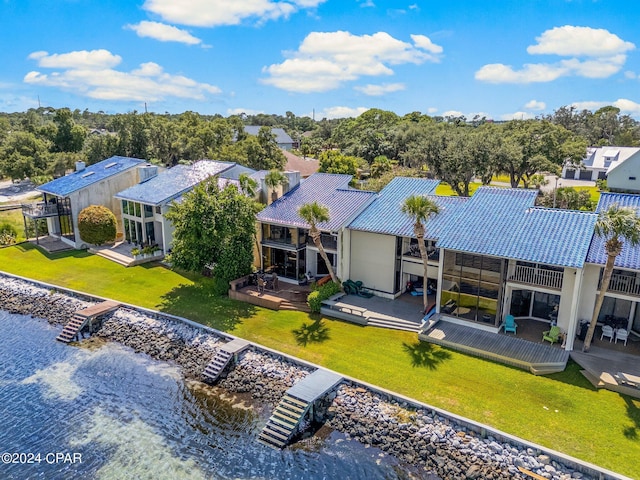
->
[[510, 265, 563, 290]]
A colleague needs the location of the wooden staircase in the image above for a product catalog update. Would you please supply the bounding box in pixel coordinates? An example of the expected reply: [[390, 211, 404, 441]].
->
[[258, 395, 310, 448], [279, 299, 311, 313], [366, 315, 422, 332], [202, 349, 234, 383], [56, 314, 88, 343]]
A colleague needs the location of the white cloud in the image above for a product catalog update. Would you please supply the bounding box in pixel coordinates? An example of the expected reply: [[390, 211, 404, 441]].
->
[[125, 21, 203, 45], [427, 107, 438, 114], [441, 110, 463, 118], [500, 111, 536, 120], [525, 99, 546, 110], [142, 0, 326, 27], [527, 25, 634, 57], [571, 98, 640, 114], [24, 49, 221, 102], [354, 82, 405, 96], [476, 25, 635, 84], [262, 31, 443, 93], [624, 70, 637, 79], [227, 107, 265, 116], [357, 0, 375, 7], [28, 50, 121, 69], [313, 106, 369, 119]]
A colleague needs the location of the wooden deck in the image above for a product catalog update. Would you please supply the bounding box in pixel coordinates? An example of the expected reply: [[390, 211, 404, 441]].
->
[[219, 338, 250, 354], [287, 369, 343, 403], [420, 318, 569, 375], [76, 300, 121, 318], [571, 346, 640, 399]]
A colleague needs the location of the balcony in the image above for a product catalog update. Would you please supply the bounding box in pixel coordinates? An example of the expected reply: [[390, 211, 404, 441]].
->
[[603, 273, 640, 297], [307, 234, 337, 250], [22, 202, 66, 218], [509, 265, 564, 290], [403, 244, 440, 262]]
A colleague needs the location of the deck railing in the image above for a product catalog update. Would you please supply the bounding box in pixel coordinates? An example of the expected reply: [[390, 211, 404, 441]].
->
[[21, 202, 62, 218], [509, 265, 563, 290], [603, 273, 640, 297]]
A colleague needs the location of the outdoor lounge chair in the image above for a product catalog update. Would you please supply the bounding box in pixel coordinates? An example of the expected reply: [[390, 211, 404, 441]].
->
[[600, 325, 615, 342], [503, 314, 517, 334], [542, 325, 561, 344], [615, 328, 629, 346]]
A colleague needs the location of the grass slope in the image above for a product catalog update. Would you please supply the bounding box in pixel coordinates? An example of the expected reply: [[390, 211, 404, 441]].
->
[[0, 243, 638, 478]]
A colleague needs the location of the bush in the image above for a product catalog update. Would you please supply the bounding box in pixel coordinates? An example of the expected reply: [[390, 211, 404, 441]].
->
[[77, 205, 117, 246], [0, 222, 17, 246], [307, 281, 342, 313]]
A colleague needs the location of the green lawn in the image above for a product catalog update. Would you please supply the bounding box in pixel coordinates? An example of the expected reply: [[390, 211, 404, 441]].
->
[[0, 243, 639, 478]]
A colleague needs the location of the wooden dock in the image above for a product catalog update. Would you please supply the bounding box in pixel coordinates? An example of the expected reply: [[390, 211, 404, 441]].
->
[[56, 300, 121, 343], [202, 339, 250, 383], [258, 369, 343, 449], [420, 319, 569, 375]]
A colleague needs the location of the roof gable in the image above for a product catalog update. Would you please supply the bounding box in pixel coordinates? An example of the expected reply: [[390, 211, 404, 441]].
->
[[349, 177, 456, 237], [586, 192, 640, 269], [38, 156, 146, 197], [257, 173, 376, 231], [115, 160, 240, 205], [437, 187, 596, 267]]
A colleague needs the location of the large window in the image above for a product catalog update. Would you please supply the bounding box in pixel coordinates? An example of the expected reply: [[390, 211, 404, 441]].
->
[[262, 246, 306, 280], [441, 251, 504, 325]]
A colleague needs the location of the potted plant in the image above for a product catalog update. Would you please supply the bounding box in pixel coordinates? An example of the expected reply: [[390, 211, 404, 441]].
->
[[131, 247, 141, 258]]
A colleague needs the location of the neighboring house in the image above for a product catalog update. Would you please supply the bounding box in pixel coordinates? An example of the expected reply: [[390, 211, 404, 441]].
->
[[282, 150, 319, 178], [22, 156, 148, 248], [244, 126, 296, 150], [581, 192, 640, 340], [348, 177, 466, 298], [114, 160, 261, 254], [563, 146, 640, 191], [256, 173, 376, 282], [346, 183, 599, 351]]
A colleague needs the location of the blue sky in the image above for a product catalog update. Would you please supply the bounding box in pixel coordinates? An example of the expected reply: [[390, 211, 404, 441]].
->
[[1, 0, 639, 120]]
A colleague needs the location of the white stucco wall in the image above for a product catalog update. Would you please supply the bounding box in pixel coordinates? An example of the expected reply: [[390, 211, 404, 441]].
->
[[607, 154, 640, 192], [349, 230, 396, 295], [577, 263, 600, 322]]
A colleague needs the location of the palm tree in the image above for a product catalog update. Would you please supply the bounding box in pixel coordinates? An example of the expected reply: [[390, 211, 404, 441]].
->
[[401, 195, 440, 312], [264, 169, 289, 204], [582, 203, 640, 352], [298, 201, 339, 284], [238, 173, 258, 198]]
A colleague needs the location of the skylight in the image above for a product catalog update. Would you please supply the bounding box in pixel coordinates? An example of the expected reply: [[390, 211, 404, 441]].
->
[[81, 171, 95, 178], [104, 162, 118, 169]]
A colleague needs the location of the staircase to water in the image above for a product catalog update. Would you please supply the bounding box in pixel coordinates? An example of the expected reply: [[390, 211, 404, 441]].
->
[[258, 395, 310, 448], [202, 349, 234, 382], [56, 314, 88, 343]]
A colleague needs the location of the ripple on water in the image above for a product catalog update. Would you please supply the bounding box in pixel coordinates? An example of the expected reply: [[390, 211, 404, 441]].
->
[[0, 310, 425, 480]]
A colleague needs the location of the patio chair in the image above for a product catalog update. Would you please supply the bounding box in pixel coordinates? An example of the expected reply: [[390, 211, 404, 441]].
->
[[503, 314, 517, 334], [542, 325, 561, 344], [615, 328, 629, 346], [600, 325, 615, 342]]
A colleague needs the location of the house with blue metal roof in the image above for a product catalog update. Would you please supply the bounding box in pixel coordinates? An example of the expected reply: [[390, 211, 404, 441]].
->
[[256, 173, 376, 282], [347, 177, 469, 298], [244, 126, 295, 150], [114, 160, 262, 254], [577, 192, 640, 341], [22, 156, 148, 249], [336, 181, 611, 352]]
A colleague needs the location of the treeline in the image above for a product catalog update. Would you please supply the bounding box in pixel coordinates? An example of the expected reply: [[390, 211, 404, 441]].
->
[[1, 105, 639, 194]]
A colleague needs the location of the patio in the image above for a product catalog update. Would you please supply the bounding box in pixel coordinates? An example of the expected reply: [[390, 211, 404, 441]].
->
[[89, 241, 164, 267], [28, 236, 73, 253]]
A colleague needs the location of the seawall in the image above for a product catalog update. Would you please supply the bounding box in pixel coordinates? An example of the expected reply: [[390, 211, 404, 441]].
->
[[0, 272, 630, 480]]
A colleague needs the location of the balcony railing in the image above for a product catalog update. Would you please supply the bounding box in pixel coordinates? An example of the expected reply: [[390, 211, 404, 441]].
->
[[22, 202, 65, 218], [307, 234, 337, 250], [604, 273, 640, 297], [403, 244, 440, 262], [509, 265, 563, 290]]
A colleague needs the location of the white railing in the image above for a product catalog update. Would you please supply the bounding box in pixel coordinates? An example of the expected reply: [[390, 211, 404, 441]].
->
[[509, 265, 563, 290], [605, 273, 640, 297]]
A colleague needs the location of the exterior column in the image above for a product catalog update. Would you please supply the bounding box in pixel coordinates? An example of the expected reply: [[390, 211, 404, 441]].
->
[[564, 267, 584, 351], [435, 248, 445, 313]]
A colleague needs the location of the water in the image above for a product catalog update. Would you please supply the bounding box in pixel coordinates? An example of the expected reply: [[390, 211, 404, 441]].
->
[[0, 310, 425, 480]]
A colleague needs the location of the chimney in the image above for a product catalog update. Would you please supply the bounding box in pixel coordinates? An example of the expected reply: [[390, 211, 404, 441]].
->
[[138, 164, 159, 183], [75, 161, 86, 172]]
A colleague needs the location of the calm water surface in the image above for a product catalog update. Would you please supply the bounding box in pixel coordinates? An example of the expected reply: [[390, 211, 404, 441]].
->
[[0, 310, 426, 480]]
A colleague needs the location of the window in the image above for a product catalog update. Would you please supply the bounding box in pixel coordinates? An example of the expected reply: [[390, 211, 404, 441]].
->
[[144, 204, 153, 218]]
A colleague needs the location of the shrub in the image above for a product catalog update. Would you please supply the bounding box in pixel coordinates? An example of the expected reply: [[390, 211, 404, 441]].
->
[[0, 222, 17, 246], [307, 281, 342, 313], [77, 205, 117, 246]]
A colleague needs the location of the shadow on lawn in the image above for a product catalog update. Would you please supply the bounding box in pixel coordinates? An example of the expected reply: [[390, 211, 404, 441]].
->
[[402, 341, 451, 369], [158, 282, 256, 332], [623, 395, 640, 440], [292, 319, 330, 347]]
